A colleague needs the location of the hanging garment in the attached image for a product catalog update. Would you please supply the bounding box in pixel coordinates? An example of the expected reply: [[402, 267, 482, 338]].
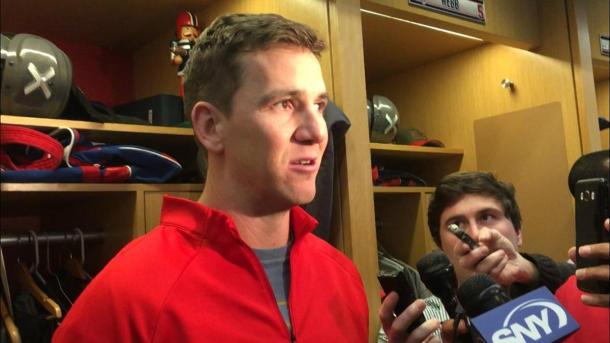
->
[[13, 291, 58, 343], [302, 100, 351, 241], [56, 267, 89, 304]]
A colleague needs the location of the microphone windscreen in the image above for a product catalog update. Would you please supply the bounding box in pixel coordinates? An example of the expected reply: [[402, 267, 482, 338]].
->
[[416, 251, 457, 292], [416, 251, 458, 318], [457, 274, 510, 317], [416, 250, 450, 274]]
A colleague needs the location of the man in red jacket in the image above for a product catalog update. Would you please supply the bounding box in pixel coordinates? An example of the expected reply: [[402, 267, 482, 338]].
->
[[53, 13, 440, 343]]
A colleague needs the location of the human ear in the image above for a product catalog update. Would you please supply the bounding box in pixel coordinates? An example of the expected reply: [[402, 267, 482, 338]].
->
[[191, 101, 225, 154]]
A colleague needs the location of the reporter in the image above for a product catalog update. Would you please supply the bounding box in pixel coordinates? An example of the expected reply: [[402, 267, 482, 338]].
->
[[427, 171, 573, 296]]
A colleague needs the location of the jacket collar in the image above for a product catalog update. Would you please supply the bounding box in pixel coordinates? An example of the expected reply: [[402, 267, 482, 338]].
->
[[160, 195, 318, 243]]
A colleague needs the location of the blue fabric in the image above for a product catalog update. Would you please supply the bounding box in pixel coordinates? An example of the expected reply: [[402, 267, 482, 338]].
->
[[70, 146, 182, 183], [1, 128, 182, 183], [2, 167, 87, 182]]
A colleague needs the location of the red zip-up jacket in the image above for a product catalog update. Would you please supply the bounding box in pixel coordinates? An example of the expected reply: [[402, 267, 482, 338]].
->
[[554, 275, 609, 343], [52, 196, 369, 342]]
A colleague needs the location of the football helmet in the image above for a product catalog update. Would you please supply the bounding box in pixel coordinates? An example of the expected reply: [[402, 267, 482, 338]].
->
[[1, 33, 72, 118], [370, 95, 399, 143], [176, 11, 200, 33]]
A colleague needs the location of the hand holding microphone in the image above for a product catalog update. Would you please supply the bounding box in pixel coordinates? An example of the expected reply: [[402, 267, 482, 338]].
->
[[416, 250, 458, 318], [379, 294, 441, 343], [416, 250, 467, 343], [378, 268, 442, 342], [456, 274, 579, 342], [448, 225, 538, 287]]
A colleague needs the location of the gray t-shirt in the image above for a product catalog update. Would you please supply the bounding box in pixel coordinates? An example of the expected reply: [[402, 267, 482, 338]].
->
[[253, 244, 292, 332]]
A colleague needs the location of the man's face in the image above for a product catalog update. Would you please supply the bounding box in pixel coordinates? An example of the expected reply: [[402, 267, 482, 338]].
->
[[221, 45, 328, 211], [179, 26, 199, 41], [438, 194, 522, 282]]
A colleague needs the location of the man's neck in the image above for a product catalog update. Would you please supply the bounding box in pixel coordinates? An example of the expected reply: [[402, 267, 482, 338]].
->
[[198, 177, 291, 249], [229, 210, 290, 249]]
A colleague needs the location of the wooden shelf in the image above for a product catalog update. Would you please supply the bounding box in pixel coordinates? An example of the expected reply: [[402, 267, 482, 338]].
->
[[1, 183, 203, 193], [0, 0, 213, 48], [1, 115, 193, 136], [361, 8, 484, 82], [370, 142, 463, 159], [0, 114, 197, 150], [373, 186, 435, 194]]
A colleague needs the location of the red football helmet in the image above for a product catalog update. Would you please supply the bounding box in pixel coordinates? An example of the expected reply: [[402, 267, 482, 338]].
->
[[176, 11, 200, 33]]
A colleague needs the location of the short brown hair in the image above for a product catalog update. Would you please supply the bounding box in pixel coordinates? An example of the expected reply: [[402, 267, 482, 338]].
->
[[183, 13, 326, 116], [427, 171, 523, 248]]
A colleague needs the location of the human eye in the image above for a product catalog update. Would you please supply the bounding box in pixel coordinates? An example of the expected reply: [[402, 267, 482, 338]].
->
[[480, 213, 496, 223], [447, 219, 464, 228], [314, 100, 327, 113], [271, 98, 295, 112]]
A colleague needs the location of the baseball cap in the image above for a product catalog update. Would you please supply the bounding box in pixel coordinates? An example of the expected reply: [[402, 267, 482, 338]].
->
[[395, 128, 445, 147]]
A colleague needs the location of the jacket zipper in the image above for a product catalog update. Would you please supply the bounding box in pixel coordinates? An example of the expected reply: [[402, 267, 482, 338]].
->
[[288, 241, 298, 342], [240, 241, 294, 342]]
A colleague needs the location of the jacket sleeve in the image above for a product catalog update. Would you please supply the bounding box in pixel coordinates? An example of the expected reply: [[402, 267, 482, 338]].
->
[[51, 261, 158, 343], [52, 235, 167, 343], [510, 252, 575, 297]]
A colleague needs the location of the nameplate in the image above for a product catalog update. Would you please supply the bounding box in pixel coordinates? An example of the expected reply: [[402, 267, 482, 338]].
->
[[601, 35, 609, 57], [408, 0, 486, 24]]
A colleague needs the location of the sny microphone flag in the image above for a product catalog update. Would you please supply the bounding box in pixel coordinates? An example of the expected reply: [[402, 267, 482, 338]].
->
[[470, 287, 579, 343]]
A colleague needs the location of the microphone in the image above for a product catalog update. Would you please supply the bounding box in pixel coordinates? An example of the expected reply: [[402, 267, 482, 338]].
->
[[457, 274, 579, 342], [416, 250, 458, 318], [456, 274, 510, 318]]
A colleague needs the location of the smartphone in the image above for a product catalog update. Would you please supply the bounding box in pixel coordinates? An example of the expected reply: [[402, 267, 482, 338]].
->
[[447, 224, 479, 250], [575, 178, 609, 294], [378, 270, 426, 333]]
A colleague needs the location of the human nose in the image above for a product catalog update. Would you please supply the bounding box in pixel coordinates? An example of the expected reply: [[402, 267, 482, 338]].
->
[[294, 104, 327, 144], [463, 221, 481, 241]]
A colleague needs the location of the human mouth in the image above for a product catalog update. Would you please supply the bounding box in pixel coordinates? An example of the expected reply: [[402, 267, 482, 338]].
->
[[295, 159, 313, 166], [289, 158, 318, 172]]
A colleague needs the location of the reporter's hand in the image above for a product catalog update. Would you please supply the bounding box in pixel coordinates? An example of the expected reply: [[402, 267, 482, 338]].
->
[[454, 227, 538, 286], [380, 292, 441, 343], [567, 218, 610, 307], [440, 319, 468, 343]]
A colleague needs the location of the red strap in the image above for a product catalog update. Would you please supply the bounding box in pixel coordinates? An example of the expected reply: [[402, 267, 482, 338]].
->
[[0, 124, 64, 170], [81, 166, 130, 183]]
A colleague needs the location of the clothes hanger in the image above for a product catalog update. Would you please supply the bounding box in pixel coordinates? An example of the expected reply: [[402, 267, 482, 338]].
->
[[63, 228, 91, 281], [0, 297, 21, 343], [44, 232, 72, 308], [27, 231, 47, 287], [15, 231, 62, 319], [1, 244, 21, 342], [0, 244, 13, 318]]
